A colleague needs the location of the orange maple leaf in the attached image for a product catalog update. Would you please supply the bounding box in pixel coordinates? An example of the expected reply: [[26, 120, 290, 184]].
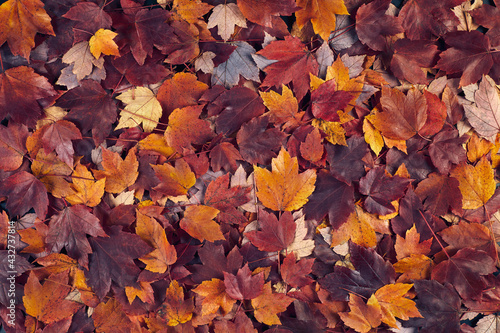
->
[[251, 282, 293, 325], [93, 147, 139, 194], [0, 0, 54, 60], [192, 278, 237, 315], [180, 204, 224, 242], [254, 147, 316, 211]]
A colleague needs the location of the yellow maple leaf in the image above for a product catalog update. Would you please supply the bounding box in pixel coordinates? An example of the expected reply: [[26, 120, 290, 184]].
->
[[65, 162, 105, 207], [254, 147, 316, 211], [295, 0, 348, 41], [93, 147, 139, 194], [374, 283, 422, 328], [89, 28, 120, 59], [192, 278, 236, 315], [162, 281, 194, 326], [331, 205, 378, 248], [393, 254, 434, 283], [152, 158, 196, 197], [136, 211, 177, 274], [125, 281, 155, 304], [180, 205, 223, 242], [260, 85, 299, 125], [116, 87, 163, 132], [450, 156, 495, 209], [363, 118, 384, 156], [138, 133, 175, 157], [0, 0, 54, 60], [312, 119, 347, 146]]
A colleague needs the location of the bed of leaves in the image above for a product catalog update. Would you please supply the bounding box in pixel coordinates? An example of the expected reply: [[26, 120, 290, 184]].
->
[[0, 0, 500, 332]]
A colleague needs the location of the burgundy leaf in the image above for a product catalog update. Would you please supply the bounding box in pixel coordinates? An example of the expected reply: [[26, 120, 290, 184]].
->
[[245, 209, 296, 252], [223, 264, 264, 300]]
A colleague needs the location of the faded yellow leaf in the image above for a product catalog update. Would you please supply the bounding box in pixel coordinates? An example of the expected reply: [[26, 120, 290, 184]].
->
[[207, 3, 247, 41], [162, 280, 194, 326], [254, 148, 316, 211], [450, 157, 495, 209], [89, 28, 119, 59], [467, 132, 494, 163], [116, 87, 163, 132]]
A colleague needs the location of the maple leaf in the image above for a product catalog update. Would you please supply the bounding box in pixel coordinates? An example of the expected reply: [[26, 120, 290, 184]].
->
[[56, 80, 117, 145], [355, 0, 403, 51], [237, 0, 297, 27], [136, 211, 177, 274], [189, 243, 243, 284], [192, 278, 236, 315], [213, 311, 257, 333], [245, 209, 296, 252], [259, 85, 299, 126], [257, 36, 319, 101], [367, 87, 427, 140], [89, 28, 119, 59], [303, 169, 354, 228], [363, 118, 384, 156], [63, 2, 112, 43], [471, 1, 500, 47], [374, 283, 422, 328], [406, 280, 461, 333], [428, 128, 468, 174], [436, 31, 496, 87], [46, 205, 107, 269], [157, 72, 209, 116], [339, 293, 382, 333], [0, 66, 58, 128], [254, 147, 316, 211], [359, 167, 410, 215], [0, 0, 54, 60], [165, 105, 214, 152], [237, 116, 287, 165], [414, 172, 463, 216], [0, 171, 48, 219], [326, 136, 370, 185], [320, 242, 395, 301], [93, 147, 139, 194], [390, 39, 440, 84], [204, 173, 251, 225], [115, 87, 163, 133], [295, 0, 348, 41], [399, 0, 465, 40], [281, 252, 314, 288], [463, 75, 500, 141], [212, 41, 260, 88], [251, 282, 293, 325], [432, 248, 496, 300], [180, 204, 224, 242], [61, 41, 103, 81], [209, 141, 243, 173], [158, 280, 194, 326], [65, 161, 105, 207], [173, 0, 213, 24], [395, 225, 432, 260], [0, 122, 28, 171], [210, 86, 266, 135], [311, 80, 353, 121], [224, 264, 264, 300], [449, 157, 495, 210], [23, 271, 82, 324], [85, 226, 152, 300], [208, 4, 247, 41], [300, 127, 323, 164], [39, 120, 82, 167], [439, 222, 498, 259], [394, 254, 434, 283], [331, 205, 378, 248], [93, 297, 136, 332], [152, 158, 196, 197]]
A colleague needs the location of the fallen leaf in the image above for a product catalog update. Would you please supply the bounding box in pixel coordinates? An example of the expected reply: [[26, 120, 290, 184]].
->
[[65, 162, 105, 207], [180, 204, 224, 242], [374, 283, 422, 328], [295, 0, 348, 41], [254, 147, 316, 211], [89, 28, 119, 59], [251, 282, 293, 325], [192, 278, 237, 315], [152, 158, 196, 197], [207, 4, 247, 41], [93, 147, 139, 194], [339, 294, 382, 333], [115, 87, 163, 133], [245, 209, 296, 252]]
